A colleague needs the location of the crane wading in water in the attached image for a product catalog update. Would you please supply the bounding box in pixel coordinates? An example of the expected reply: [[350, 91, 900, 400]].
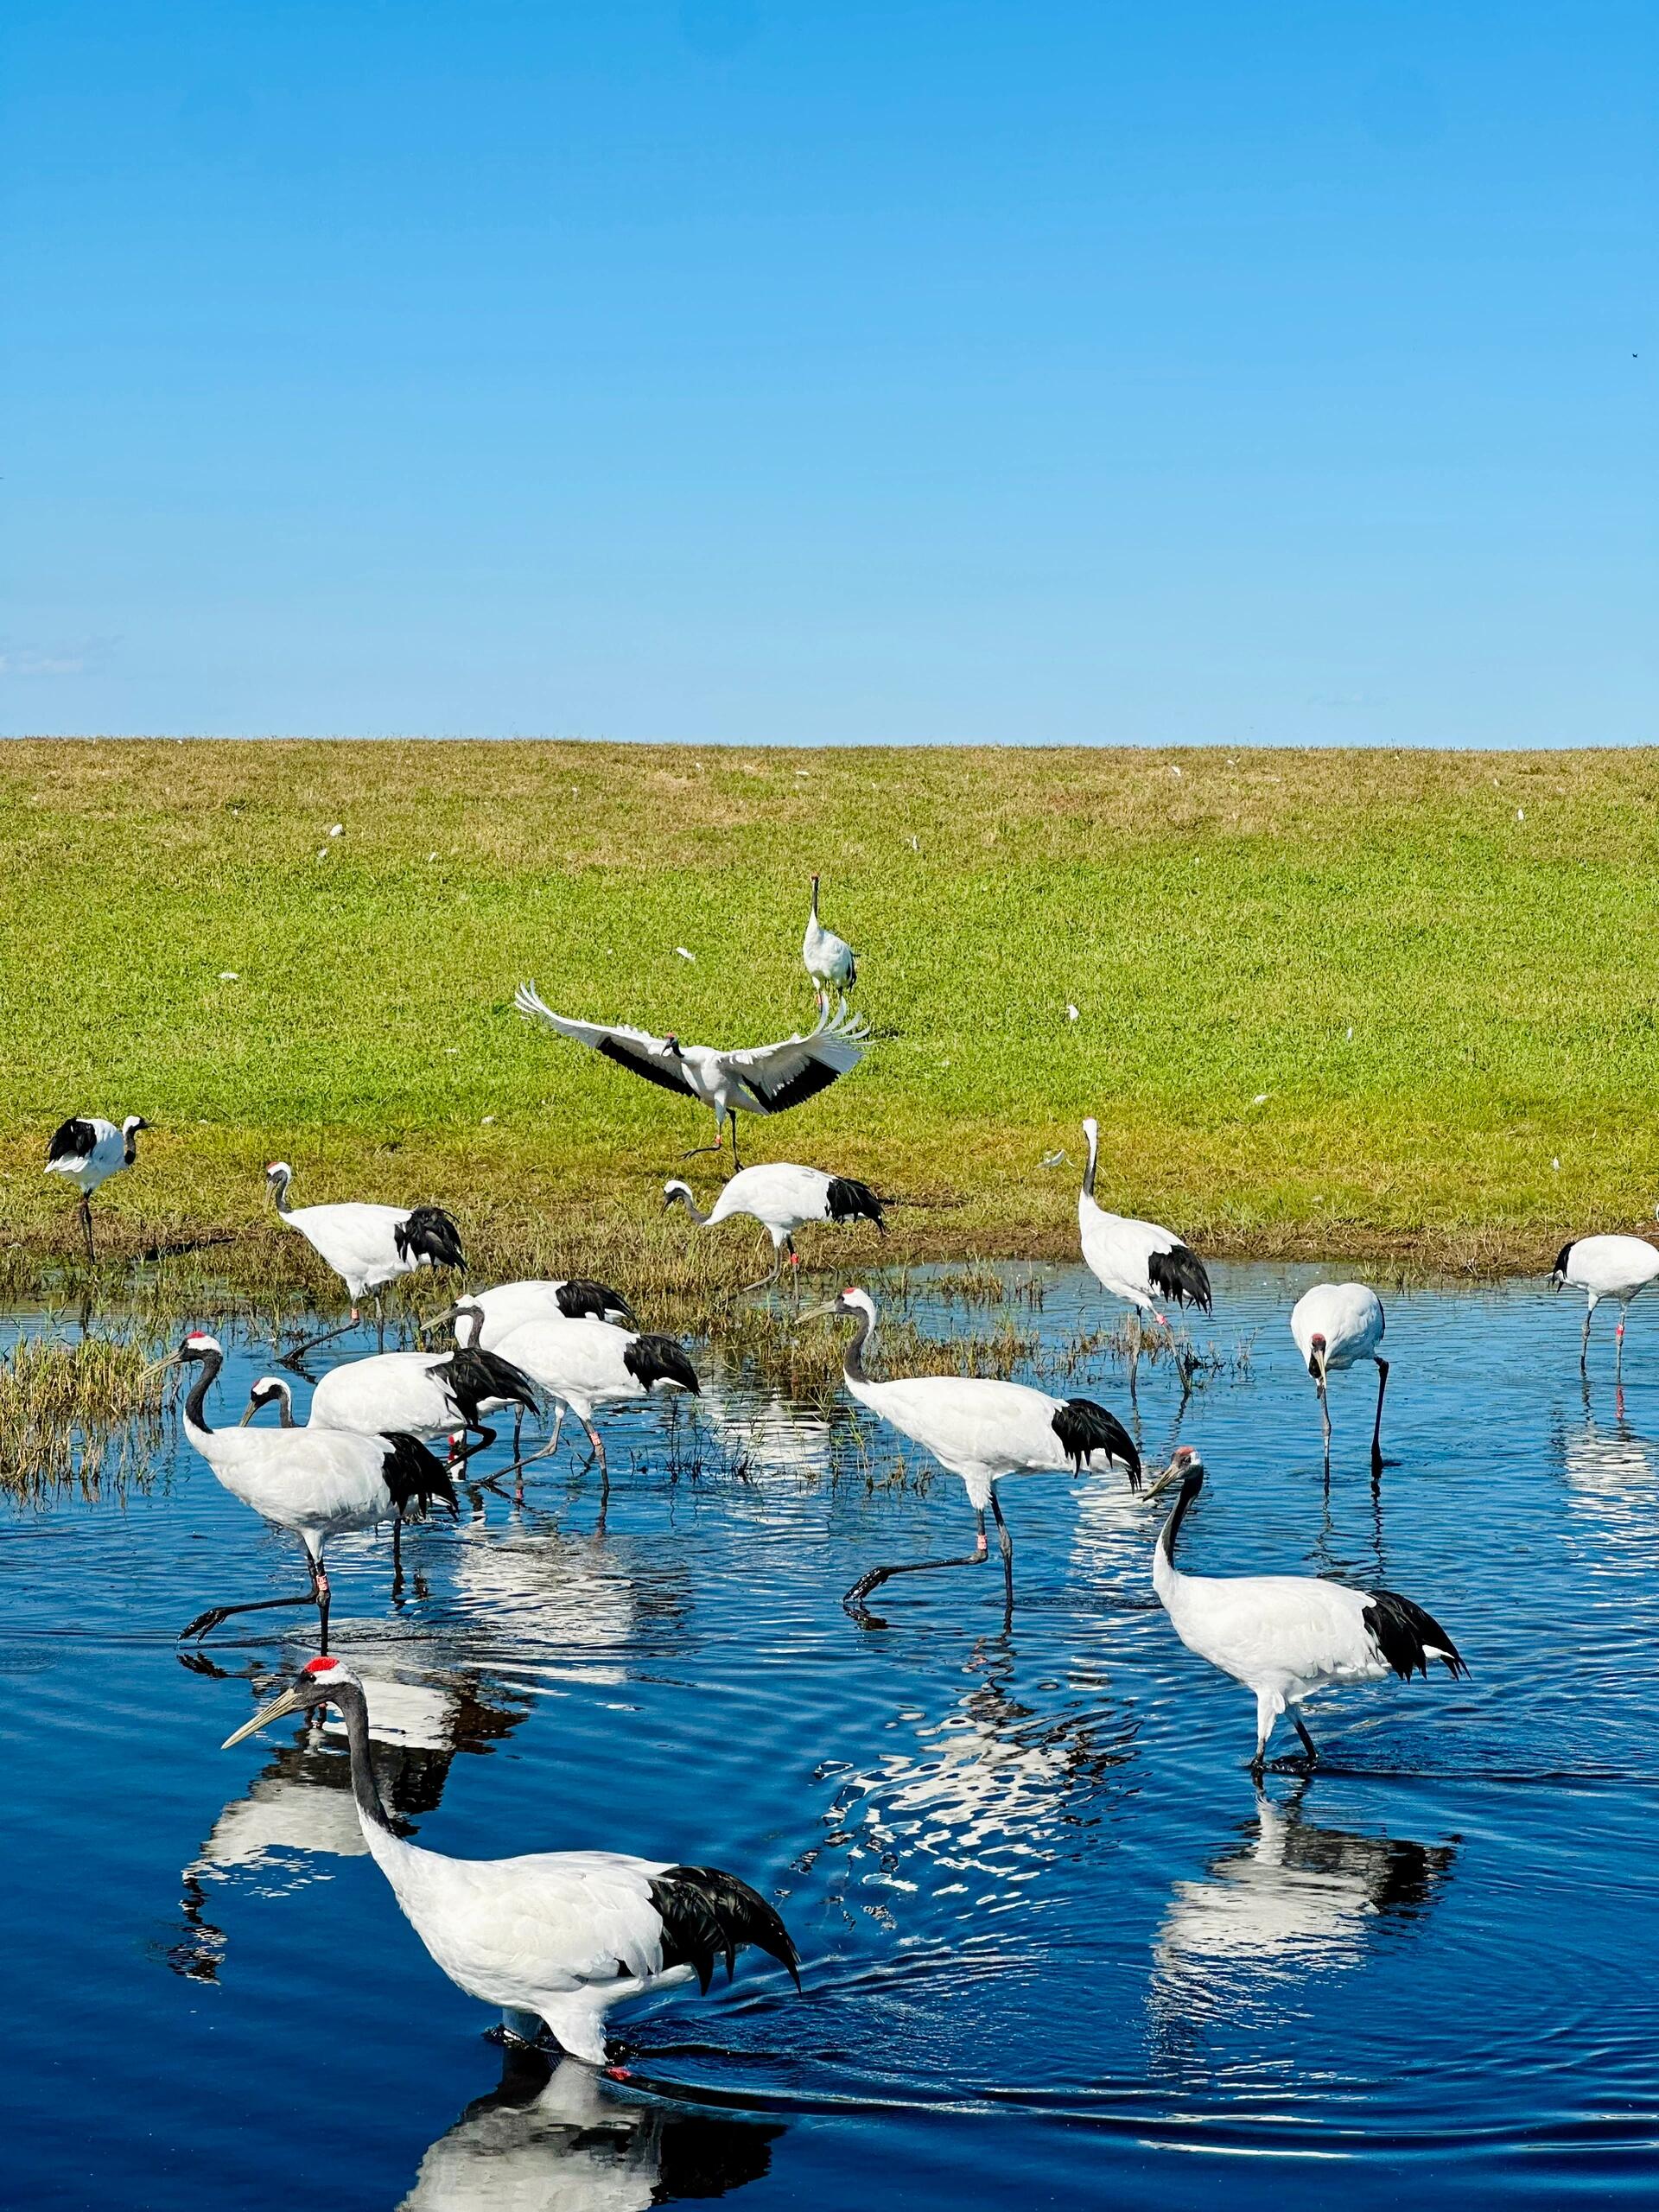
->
[[223, 1653, 802, 2066], [1288, 1281, 1389, 1470]]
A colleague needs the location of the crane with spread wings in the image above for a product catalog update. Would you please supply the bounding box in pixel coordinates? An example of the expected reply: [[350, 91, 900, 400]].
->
[[514, 983, 872, 1166]]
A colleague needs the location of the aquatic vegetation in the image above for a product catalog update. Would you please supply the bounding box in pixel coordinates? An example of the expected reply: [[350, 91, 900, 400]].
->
[[0, 1324, 170, 1498]]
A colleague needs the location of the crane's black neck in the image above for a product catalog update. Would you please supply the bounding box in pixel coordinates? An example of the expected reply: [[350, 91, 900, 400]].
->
[[331, 1681, 394, 1834], [272, 1388, 296, 1430], [810, 876, 821, 918], [123, 1128, 141, 1166], [842, 1306, 873, 1383], [1081, 1125, 1098, 1200], [184, 1349, 225, 1433], [1159, 1469, 1203, 1560], [667, 1184, 710, 1226], [270, 1173, 295, 1217]]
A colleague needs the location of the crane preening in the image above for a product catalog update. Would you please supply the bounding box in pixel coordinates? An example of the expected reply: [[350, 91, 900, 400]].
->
[[223, 1653, 802, 2066], [802, 1287, 1141, 1621], [1551, 1235, 1659, 1375], [1149, 1447, 1468, 1775], [45, 1115, 149, 1262], [266, 1162, 466, 1357], [664, 1163, 886, 1291], [167, 1332, 455, 1651], [515, 983, 871, 1169], [802, 874, 856, 1010], [1288, 1282, 1389, 1469]]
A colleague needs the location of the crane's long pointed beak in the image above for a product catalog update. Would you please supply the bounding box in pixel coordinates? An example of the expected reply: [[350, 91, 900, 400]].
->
[[141, 1351, 181, 1381], [420, 1305, 459, 1338], [795, 1300, 841, 1325], [1144, 1464, 1180, 1497], [238, 1402, 259, 1427], [222, 1685, 309, 1749]]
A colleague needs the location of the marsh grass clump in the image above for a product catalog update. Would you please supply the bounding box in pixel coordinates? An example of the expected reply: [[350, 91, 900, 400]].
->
[[0, 1326, 170, 1499]]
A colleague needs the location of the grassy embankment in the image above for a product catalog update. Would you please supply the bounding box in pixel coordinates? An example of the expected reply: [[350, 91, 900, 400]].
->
[[3, 739, 1658, 1323]]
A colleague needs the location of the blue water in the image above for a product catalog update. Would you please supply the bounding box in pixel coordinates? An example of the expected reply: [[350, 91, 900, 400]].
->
[[3, 1263, 1657, 2209]]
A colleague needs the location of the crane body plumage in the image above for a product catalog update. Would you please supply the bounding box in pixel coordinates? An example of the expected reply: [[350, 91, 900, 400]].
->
[[807, 1287, 1139, 1617], [45, 1114, 149, 1260], [1077, 1118, 1211, 1335], [1288, 1281, 1389, 1465], [487, 1306, 700, 1503], [265, 1164, 465, 1351], [431, 1278, 635, 1352], [802, 874, 856, 1009], [173, 1332, 454, 1649], [1151, 1449, 1467, 1773], [515, 984, 870, 1167], [664, 1163, 884, 1288], [1551, 1234, 1659, 1374], [224, 1656, 800, 2067]]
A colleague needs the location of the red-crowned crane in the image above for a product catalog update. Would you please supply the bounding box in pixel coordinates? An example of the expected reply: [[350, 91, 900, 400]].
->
[[1077, 1118, 1211, 1386], [168, 1332, 455, 1651], [664, 1163, 885, 1291], [45, 1115, 149, 1261], [802, 874, 856, 1010], [1551, 1234, 1659, 1376], [308, 1305, 540, 1467], [222, 1652, 801, 2065], [265, 1161, 465, 1357], [1149, 1446, 1467, 1775], [487, 1303, 700, 1515], [801, 1287, 1140, 1621], [1289, 1281, 1389, 1468], [515, 984, 870, 1168]]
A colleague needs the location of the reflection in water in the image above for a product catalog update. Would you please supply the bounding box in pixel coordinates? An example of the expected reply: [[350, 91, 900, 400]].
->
[[398, 2045, 783, 2211], [172, 1662, 531, 1982], [1150, 1788, 1456, 2038], [448, 1517, 657, 1688], [822, 1641, 1135, 1901], [695, 1373, 835, 1484], [1557, 1402, 1659, 1562]]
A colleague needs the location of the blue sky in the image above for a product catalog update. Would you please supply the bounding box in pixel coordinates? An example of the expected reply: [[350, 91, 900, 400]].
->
[[3, 2, 1653, 745]]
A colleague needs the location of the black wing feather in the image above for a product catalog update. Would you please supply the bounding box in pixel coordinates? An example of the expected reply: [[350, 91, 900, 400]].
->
[[649, 1864, 802, 1993], [1147, 1243, 1212, 1313], [395, 1205, 467, 1271], [623, 1333, 701, 1395], [1051, 1397, 1141, 1487], [598, 1036, 697, 1096], [556, 1276, 635, 1323], [441, 1346, 540, 1423], [47, 1117, 97, 1163], [743, 1056, 845, 1115], [1550, 1242, 1575, 1279], [824, 1175, 886, 1230], [378, 1433, 459, 1521], [1363, 1588, 1469, 1681]]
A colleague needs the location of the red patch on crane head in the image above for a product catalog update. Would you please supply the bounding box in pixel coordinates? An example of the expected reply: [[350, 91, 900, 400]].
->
[[184, 1330, 213, 1345], [302, 1655, 341, 1677], [1311, 1332, 1327, 1348]]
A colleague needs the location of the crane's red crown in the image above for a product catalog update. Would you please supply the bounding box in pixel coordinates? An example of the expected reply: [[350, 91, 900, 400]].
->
[[302, 1655, 343, 1676]]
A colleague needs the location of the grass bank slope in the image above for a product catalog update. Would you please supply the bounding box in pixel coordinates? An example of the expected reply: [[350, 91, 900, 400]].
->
[[3, 739, 1656, 1280]]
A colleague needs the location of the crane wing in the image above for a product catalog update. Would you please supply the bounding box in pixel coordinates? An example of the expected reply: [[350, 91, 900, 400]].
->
[[721, 1001, 871, 1114], [514, 983, 697, 1098]]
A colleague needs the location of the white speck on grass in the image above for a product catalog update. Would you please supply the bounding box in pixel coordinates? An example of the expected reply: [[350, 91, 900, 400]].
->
[[1066, 1003, 1079, 1022], [1516, 807, 1525, 822], [1345, 1025, 1354, 1039], [676, 947, 696, 962], [480, 1116, 495, 1126], [427, 850, 439, 861], [328, 823, 343, 837], [1552, 1157, 1561, 1171], [315, 849, 328, 860], [1169, 764, 1182, 778], [1040, 1150, 1066, 1167], [1250, 1092, 1270, 1107], [218, 971, 238, 982]]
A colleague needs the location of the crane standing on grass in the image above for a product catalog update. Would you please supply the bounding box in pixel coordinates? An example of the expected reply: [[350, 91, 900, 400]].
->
[[45, 1115, 149, 1262], [664, 1163, 886, 1291], [802, 874, 856, 1011]]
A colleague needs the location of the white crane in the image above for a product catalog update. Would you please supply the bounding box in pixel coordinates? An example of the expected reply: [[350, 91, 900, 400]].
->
[[168, 1332, 456, 1651], [266, 1161, 467, 1356], [802, 873, 856, 1010], [45, 1114, 149, 1261], [488, 1304, 701, 1514], [802, 1287, 1141, 1619], [515, 984, 870, 1169], [1077, 1118, 1211, 1381], [222, 1652, 801, 2066], [664, 1163, 885, 1291], [428, 1277, 636, 1350], [309, 1306, 541, 1467], [1149, 1446, 1467, 1775], [1551, 1234, 1659, 1375], [1288, 1281, 1389, 1467]]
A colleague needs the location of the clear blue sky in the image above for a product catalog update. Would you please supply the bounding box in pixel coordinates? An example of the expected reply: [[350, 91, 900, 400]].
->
[[3, 2, 1653, 745]]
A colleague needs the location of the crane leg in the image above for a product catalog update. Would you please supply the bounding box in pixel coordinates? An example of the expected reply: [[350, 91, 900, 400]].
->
[[741, 1243, 784, 1294], [279, 1313, 358, 1364], [1370, 1358, 1389, 1470], [988, 1489, 1015, 1613], [1249, 1691, 1279, 1777], [1318, 1381, 1332, 1459], [843, 1510, 991, 1624], [1581, 1300, 1595, 1374], [729, 1117, 742, 1170], [79, 1194, 96, 1265], [575, 1415, 610, 1527], [1291, 1713, 1319, 1767], [1616, 1309, 1628, 1376], [179, 1580, 323, 1647]]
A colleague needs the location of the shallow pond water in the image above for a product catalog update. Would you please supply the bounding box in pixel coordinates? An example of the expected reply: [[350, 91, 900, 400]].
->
[[3, 1262, 1657, 2209]]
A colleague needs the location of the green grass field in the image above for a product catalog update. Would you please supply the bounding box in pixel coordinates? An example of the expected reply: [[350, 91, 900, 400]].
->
[[4, 737, 1657, 1287]]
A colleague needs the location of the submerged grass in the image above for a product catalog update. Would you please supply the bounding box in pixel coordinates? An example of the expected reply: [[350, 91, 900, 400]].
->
[[6, 737, 1658, 1286], [0, 1324, 170, 1498]]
